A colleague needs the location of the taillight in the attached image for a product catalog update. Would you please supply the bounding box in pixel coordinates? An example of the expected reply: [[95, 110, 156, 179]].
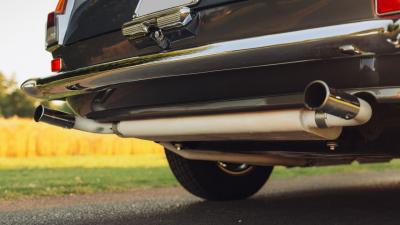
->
[[47, 12, 55, 28], [46, 12, 58, 49], [376, 0, 400, 17], [51, 58, 63, 72]]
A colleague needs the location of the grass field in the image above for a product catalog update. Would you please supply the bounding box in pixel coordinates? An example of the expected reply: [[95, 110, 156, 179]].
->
[[0, 118, 163, 158], [2, 155, 400, 199]]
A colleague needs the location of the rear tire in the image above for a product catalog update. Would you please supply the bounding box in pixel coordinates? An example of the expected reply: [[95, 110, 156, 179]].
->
[[165, 150, 273, 201]]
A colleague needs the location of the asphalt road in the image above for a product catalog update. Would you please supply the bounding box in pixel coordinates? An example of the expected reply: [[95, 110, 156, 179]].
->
[[1, 170, 400, 225]]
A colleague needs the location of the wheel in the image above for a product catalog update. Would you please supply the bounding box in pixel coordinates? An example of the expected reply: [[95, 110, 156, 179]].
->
[[165, 150, 274, 201]]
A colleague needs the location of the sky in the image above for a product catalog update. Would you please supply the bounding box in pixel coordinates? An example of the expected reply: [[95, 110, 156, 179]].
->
[[0, 0, 58, 84]]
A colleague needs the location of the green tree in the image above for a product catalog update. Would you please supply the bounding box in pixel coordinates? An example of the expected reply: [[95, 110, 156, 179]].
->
[[0, 72, 36, 118]]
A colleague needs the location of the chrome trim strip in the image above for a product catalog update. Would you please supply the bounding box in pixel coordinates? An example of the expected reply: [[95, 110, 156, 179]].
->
[[23, 20, 400, 100]]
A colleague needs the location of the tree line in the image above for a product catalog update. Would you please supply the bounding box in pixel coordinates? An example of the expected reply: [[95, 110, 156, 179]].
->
[[0, 72, 36, 118], [0, 72, 73, 118]]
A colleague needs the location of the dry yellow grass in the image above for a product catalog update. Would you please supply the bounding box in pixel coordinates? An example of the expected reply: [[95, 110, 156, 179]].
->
[[0, 155, 168, 169], [0, 118, 164, 158]]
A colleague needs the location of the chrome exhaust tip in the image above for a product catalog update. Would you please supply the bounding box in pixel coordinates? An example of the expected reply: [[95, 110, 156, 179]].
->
[[304, 81, 361, 120], [34, 105, 76, 129]]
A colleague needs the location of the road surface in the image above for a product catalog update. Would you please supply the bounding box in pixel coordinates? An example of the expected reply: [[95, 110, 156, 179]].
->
[[1, 170, 400, 225]]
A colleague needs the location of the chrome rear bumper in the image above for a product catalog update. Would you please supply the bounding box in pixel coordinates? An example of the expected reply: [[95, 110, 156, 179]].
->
[[22, 20, 400, 100]]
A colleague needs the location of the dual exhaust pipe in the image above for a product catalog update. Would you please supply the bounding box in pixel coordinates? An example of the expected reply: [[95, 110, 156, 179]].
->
[[34, 81, 372, 141]]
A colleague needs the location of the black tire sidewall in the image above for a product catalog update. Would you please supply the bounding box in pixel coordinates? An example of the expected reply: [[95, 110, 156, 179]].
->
[[166, 150, 273, 201]]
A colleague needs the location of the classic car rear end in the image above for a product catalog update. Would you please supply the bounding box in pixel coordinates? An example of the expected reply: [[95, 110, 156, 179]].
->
[[22, 0, 400, 200]]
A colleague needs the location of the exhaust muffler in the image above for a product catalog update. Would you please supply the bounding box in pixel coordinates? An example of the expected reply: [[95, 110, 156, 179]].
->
[[33, 81, 372, 141]]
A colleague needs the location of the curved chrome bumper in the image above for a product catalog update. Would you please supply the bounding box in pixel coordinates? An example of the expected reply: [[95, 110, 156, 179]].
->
[[22, 19, 400, 100]]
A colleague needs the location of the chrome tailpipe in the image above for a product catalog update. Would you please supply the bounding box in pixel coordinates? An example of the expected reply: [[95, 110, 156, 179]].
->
[[34, 105, 75, 129], [304, 80, 372, 128], [32, 80, 373, 141], [305, 80, 361, 120], [34, 105, 114, 134]]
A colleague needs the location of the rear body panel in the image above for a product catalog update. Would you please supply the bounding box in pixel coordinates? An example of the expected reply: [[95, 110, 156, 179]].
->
[[57, 0, 377, 70]]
